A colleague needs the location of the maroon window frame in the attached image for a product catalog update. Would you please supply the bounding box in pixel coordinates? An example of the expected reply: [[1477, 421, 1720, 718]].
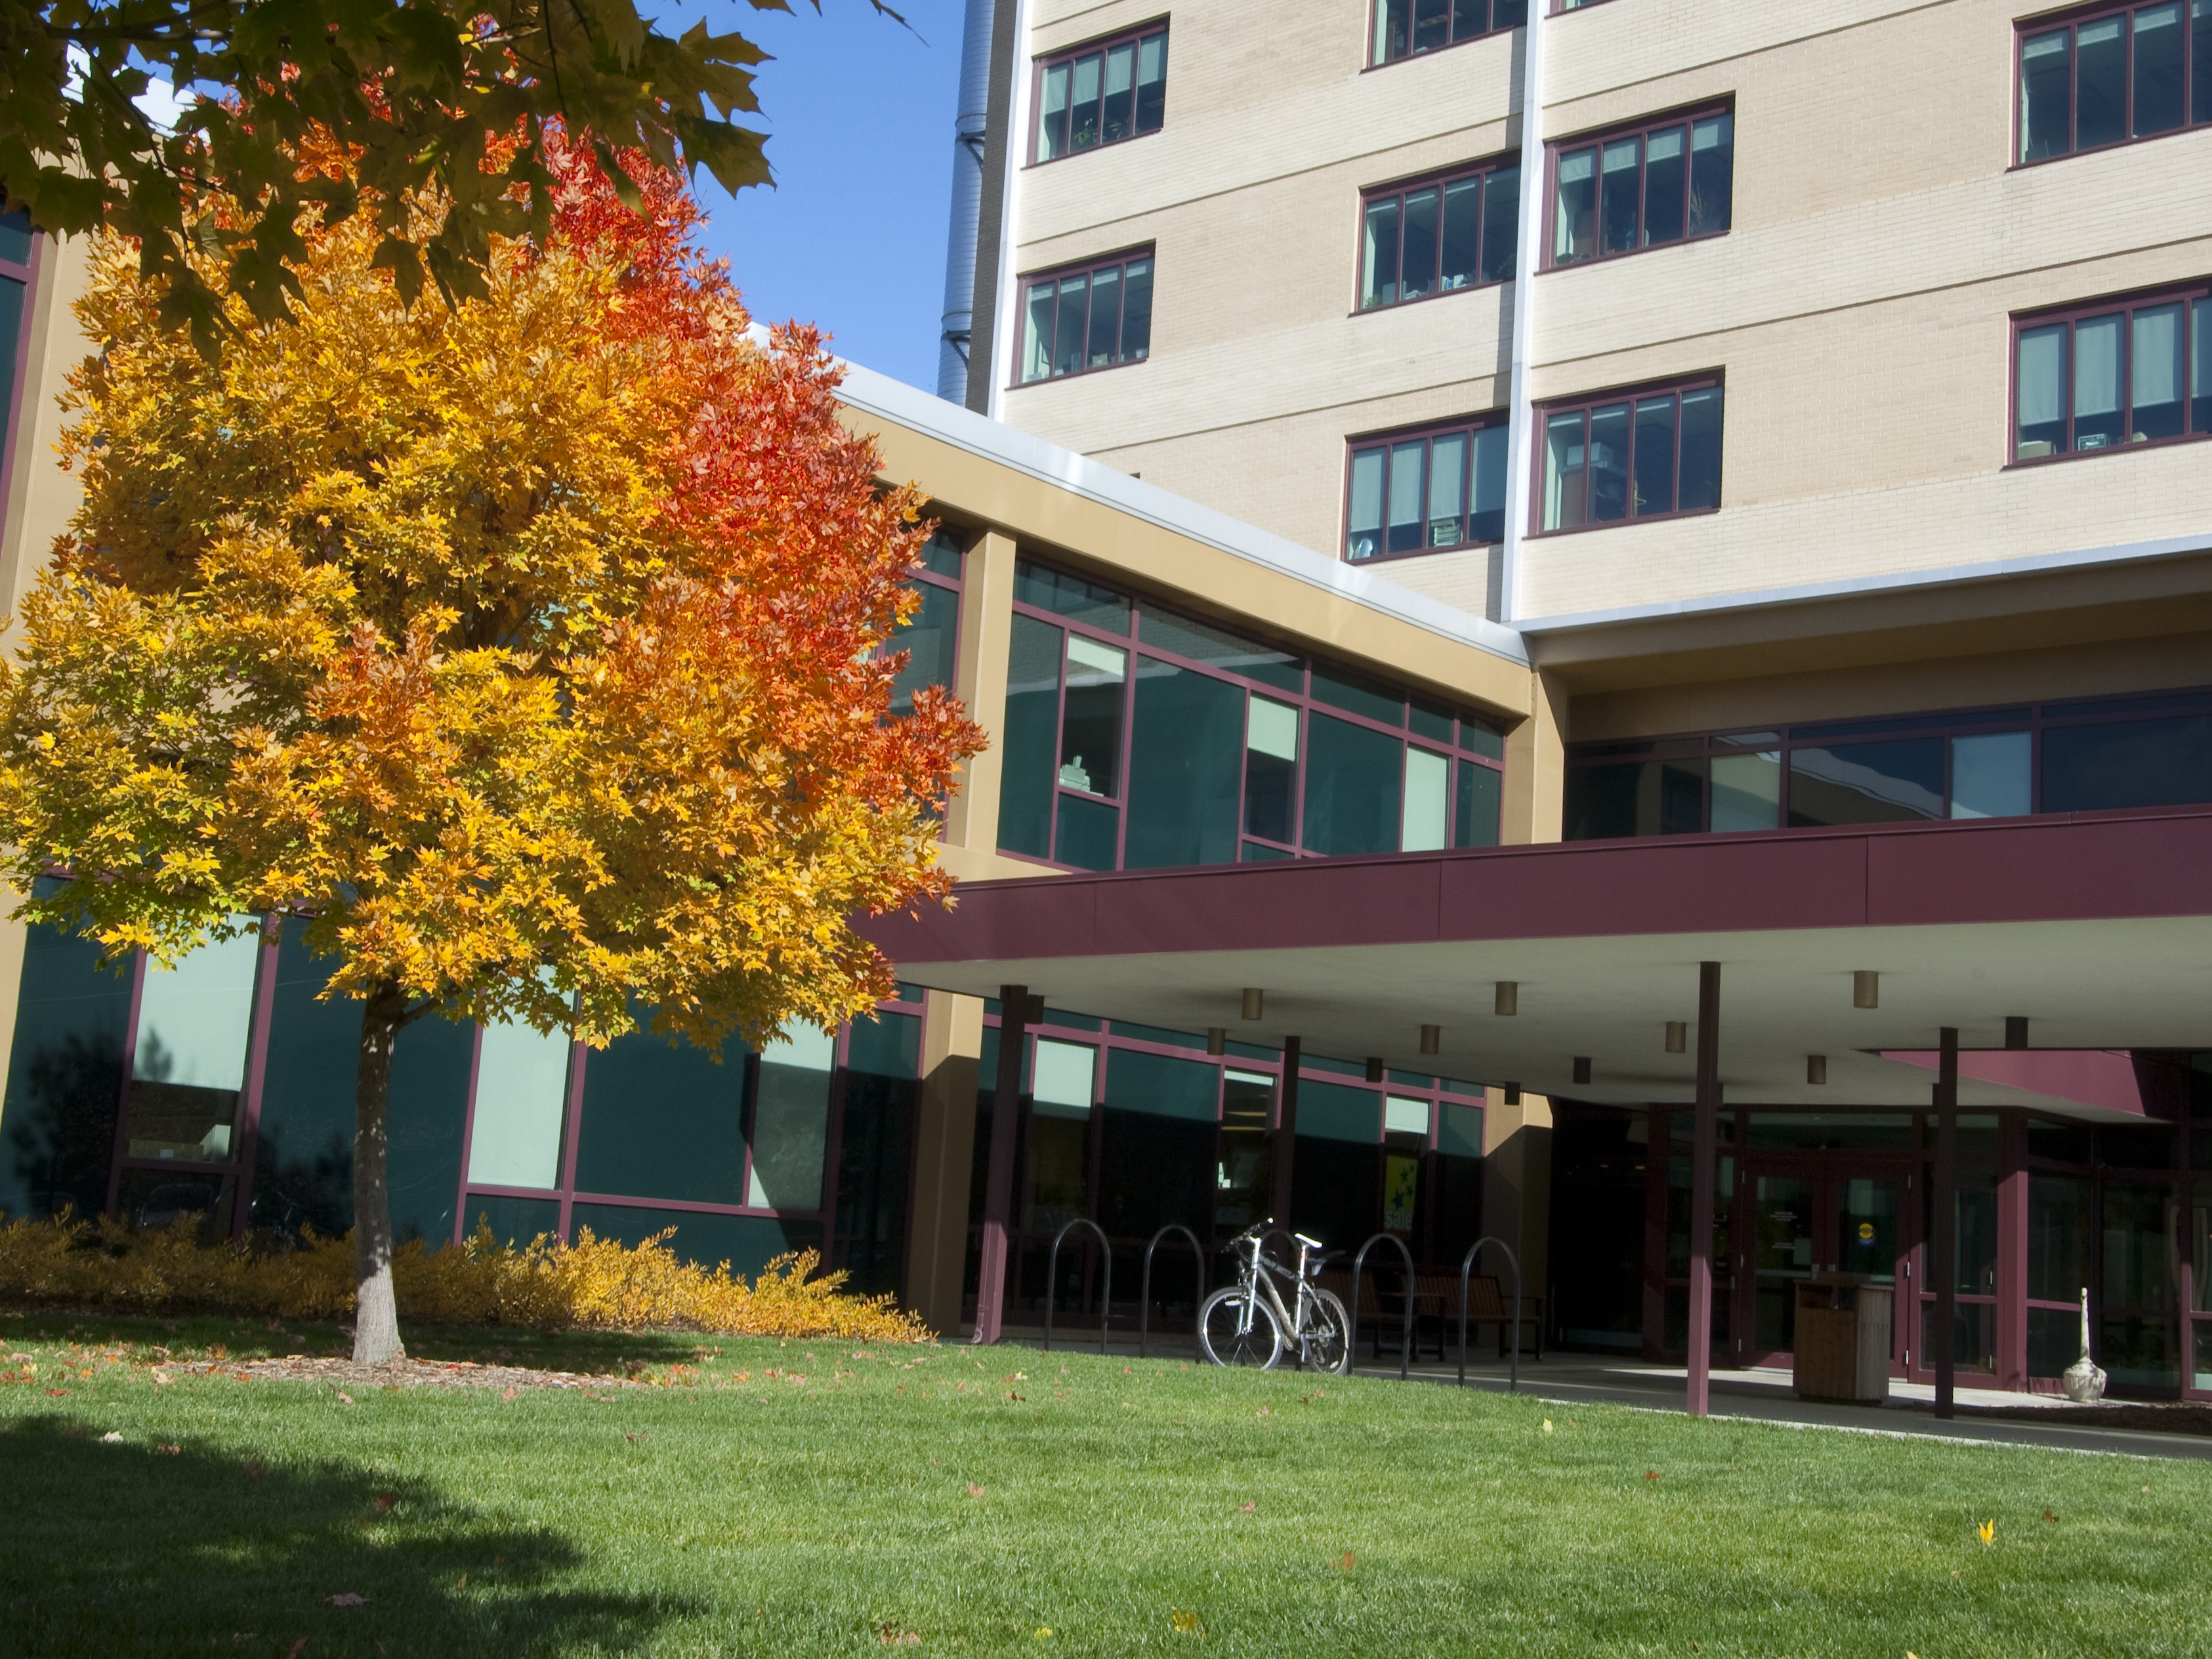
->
[[1534, 374, 1724, 536], [1356, 156, 1520, 313], [1343, 413, 1511, 561], [0, 206, 37, 533], [2009, 280, 2212, 464], [2014, 0, 2212, 167], [1014, 249, 1155, 387], [1029, 22, 1168, 165], [1545, 102, 1735, 272], [1367, 0, 1526, 68]]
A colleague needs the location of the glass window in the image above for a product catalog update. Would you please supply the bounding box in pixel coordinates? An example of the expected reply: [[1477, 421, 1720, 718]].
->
[[125, 931, 259, 1165], [1949, 731, 2032, 819], [1018, 252, 1155, 383], [1551, 108, 1732, 270], [1125, 659, 1243, 869], [1056, 793, 1121, 870], [1138, 610, 1302, 692], [1311, 665, 1404, 726], [1709, 749, 1781, 832], [1371, 0, 1520, 66], [2018, 2, 2212, 163], [1360, 161, 1517, 310], [1564, 758, 1704, 839], [1059, 633, 1127, 797], [572, 1018, 747, 1205], [997, 613, 1063, 858], [1455, 759, 1502, 847], [467, 1018, 572, 1190], [887, 578, 958, 719], [1539, 381, 1722, 531], [1016, 558, 1131, 633], [749, 1026, 834, 1211], [1787, 738, 1945, 826], [1345, 416, 1510, 558], [2042, 713, 2212, 809], [1402, 746, 1450, 851], [0, 909, 135, 1222], [1035, 26, 1167, 157], [1303, 712, 1404, 855], [1244, 696, 1300, 846]]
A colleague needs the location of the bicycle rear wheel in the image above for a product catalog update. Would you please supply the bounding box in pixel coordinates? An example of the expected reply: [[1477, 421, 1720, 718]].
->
[[1198, 1286, 1283, 1369], [1301, 1288, 1352, 1376]]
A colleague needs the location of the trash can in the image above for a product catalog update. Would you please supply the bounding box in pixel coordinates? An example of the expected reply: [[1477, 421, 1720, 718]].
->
[[1793, 1272, 1892, 1404]]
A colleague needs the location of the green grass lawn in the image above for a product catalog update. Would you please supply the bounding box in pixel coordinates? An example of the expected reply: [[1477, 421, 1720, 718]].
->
[[1, 1310, 2205, 1658]]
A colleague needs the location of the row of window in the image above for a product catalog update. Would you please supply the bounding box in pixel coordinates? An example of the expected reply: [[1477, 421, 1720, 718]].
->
[[1033, 2, 2206, 171], [993, 557, 1505, 872], [1563, 684, 2212, 841]]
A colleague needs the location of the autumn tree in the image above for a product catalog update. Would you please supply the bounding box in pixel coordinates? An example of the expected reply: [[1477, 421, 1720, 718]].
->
[[1, 0, 890, 343], [0, 137, 981, 1363]]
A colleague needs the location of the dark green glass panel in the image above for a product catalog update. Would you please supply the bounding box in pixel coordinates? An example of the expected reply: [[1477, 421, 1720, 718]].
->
[[1289, 1138, 1380, 1250], [1103, 1047, 1219, 1121], [1125, 660, 1242, 868], [0, 278, 24, 447], [1440, 1078, 1486, 1099], [1438, 1102, 1484, 1158], [1014, 558, 1131, 633], [1455, 759, 1501, 847], [888, 579, 959, 719], [1136, 610, 1302, 692], [388, 1015, 474, 1246], [461, 1193, 560, 1246], [2043, 715, 2212, 811], [1310, 665, 1404, 727], [1109, 1020, 1207, 1051], [570, 1201, 820, 1275], [254, 919, 365, 1238], [1564, 759, 1704, 839], [1038, 1009, 1104, 1033], [0, 916, 133, 1221], [1787, 738, 1943, 826], [1055, 793, 1120, 870], [0, 209, 30, 264], [1302, 712, 1402, 856], [997, 613, 1062, 857], [1296, 1080, 1380, 1143], [848, 1011, 921, 1078], [1409, 701, 1453, 742], [834, 1064, 915, 1295], [1097, 1108, 1215, 1240], [1241, 841, 1292, 862], [1388, 1070, 1434, 1089], [1301, 1054, 1369, 1080], [572, 1017, 747, 1204], [917, 528, 964, 579], [1460, 720, 1505, 760]]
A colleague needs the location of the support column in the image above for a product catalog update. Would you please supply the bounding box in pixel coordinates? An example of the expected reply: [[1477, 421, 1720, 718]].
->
[[1995, 1108, 2029, 1392], [906, 992, 984, 1335], [972, 984, 1032, 1345], [1687, 961, 1721, 1418], [1933, 1026, 1959, 1419], [942, 529, 1016, 856], [1270, 1036, 1301, 1227]]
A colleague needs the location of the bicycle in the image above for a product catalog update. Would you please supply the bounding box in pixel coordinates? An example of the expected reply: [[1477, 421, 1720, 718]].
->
[[1197, 1221, 1352, 1374]]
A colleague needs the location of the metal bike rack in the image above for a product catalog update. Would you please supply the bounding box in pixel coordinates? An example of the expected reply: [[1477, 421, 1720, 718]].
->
[[1346, 1231, 1419, 1381], [1138, 1223, 1207, 1359], [1455, 1236, 1524, 1393], [1042, 1217, 1114, 1354]]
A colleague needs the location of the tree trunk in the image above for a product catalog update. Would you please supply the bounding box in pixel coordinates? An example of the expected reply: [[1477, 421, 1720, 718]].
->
[[352, 980, 409, 1365]]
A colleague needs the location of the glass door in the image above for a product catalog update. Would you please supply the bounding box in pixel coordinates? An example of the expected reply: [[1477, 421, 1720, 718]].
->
[[1738, 1162, 1908, 1371]]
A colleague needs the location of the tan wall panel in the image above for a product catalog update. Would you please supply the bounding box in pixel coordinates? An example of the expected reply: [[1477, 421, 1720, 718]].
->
[[0, 237, 91, 632]]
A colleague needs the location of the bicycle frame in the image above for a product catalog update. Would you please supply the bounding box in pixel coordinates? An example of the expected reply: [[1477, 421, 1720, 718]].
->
[[1228, 1233, 1321, 1351]]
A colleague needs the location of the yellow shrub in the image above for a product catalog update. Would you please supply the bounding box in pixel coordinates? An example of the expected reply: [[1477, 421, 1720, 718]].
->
[[0, 1212, 931, 1343]]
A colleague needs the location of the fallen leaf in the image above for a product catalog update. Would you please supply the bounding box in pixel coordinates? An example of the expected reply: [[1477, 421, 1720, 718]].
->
[[335, 1392, 354, 1406], [1335, 1551, 1356, 1570], [157, 1444, 180, 1456], [1255, 1407, 1271, 1418], [502, 1387, 519, 1402], [1644, 1470, 1660, 1482], [1976, 1519, 1995, 1547], [1541, 1419, 1552, 1433], [99, 1431, 123, 1444], [286, 1640, 308, 1659], [43, 1388, 66, 1396], [373, 1494, 396, 1512], [327, 1592, 365, 1606], [1007, 1391, 1025, 1402], [457, 1573, 467, 1589], [1238, 1501, 1256, 1513], [247, 1458, 267, 1477], [966, 1482, 986, 1498], [2042, 1509, 2058, 1523], [1170, 1609, 1200, 1635], [624, 1431, 648, 1444]]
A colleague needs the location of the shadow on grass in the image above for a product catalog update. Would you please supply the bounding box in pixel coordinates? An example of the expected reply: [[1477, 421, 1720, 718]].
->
[[0, 1414, 695, 1656]]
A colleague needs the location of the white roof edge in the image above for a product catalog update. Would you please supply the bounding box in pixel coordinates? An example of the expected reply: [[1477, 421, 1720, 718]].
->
[[1514, 530, 2212, 636], [831, 360, 1533, 669]]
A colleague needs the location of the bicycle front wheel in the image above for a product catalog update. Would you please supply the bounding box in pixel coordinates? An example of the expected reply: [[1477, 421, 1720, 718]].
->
[[1198, 1286, 1284, 1369], [1301, 1288, 1353, 1376]]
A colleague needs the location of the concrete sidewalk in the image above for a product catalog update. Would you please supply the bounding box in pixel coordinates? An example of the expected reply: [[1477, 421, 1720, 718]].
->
[[997, 1326, 2212, 1461]]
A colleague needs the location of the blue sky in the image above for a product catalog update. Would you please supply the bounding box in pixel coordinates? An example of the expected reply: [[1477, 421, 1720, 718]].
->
[[688, 0, 965, 392]]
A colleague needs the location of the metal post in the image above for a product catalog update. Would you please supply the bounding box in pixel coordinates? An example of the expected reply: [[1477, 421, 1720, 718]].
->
[[1269, 1036, 1300, 1227], [1457, 1236, 1521, 1393], [1043, 1218, 1112, 1355], [973, 983, 1030, 1345], [1686, 961, 1721, 1418], [1934, 1025, 1959, 1419]]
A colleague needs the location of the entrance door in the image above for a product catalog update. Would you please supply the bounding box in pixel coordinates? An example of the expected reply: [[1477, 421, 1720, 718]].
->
[[1738, 1162, 1906, 1369]]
